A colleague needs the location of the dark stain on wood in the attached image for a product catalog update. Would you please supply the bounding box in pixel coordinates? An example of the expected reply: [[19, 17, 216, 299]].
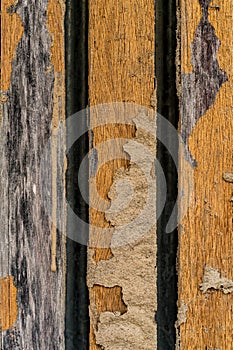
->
[[181, 0, 228, 166], [0, 1, 65, 348]]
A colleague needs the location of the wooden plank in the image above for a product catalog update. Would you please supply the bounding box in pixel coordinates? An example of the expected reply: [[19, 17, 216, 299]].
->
[[178, 0, 233, 348], [0, 0, 66, 348], [87, 1, 156, 348]]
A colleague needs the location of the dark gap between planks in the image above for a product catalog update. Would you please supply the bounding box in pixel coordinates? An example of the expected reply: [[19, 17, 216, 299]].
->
[[65, 0, 90, 349], [156, 0, 179, 348]]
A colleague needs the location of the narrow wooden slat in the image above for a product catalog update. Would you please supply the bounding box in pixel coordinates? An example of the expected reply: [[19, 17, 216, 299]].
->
[[0, 0, 66, 348], [88, 1, 156, 348], [178, 0, 233, 348]]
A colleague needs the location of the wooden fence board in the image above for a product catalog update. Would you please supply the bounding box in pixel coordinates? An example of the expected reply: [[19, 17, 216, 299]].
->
[[87, 1, 156, 349], [0, 1, 66, 348], [178, 0, 233, 348]]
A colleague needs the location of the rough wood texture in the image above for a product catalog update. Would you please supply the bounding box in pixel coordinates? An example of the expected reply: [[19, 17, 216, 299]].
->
[[1, 0, 24, 92], [88, 1, 155, 349], [178, 0, 233, 348], [0, 0, 66, 348]]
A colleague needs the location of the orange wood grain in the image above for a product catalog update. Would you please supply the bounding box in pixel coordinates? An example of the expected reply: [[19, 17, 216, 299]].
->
[[1, 0, 24, 92], [0, 276, 18, 332], [178, 1, 233, 348], [88, 1, 155, 348]]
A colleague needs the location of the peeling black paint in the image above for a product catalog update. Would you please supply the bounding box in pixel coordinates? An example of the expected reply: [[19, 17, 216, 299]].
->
[[181, 0, 228, 166]]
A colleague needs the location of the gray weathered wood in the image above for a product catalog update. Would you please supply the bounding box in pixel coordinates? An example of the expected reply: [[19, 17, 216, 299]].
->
[[0, 1, 66, 348]]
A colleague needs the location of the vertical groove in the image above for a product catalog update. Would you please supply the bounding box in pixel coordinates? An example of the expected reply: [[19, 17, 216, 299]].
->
[[65, 1, 89, 349], [156, 0, 179, 348]]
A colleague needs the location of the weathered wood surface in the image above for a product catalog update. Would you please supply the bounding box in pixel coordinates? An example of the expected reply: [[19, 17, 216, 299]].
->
[[0, 0, 66, 348], [178, 0, 233, 348], [87, 0, 156, 349]]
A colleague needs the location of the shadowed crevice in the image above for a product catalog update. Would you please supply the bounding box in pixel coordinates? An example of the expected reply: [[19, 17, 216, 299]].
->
[[65, 0, 90, 349], [156, 0, 179, 348]]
